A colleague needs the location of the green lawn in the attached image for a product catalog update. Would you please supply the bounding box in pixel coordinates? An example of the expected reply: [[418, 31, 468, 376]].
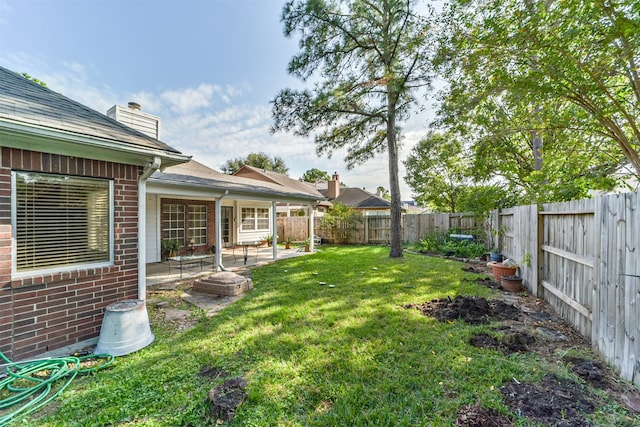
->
[[26, 246, 634, 426]]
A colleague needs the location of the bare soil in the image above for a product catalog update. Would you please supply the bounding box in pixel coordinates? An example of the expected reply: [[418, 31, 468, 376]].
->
[[406, 262, 640, 426]]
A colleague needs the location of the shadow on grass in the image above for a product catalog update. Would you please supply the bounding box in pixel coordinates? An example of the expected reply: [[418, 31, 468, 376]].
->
[[27, 247, 629, 426]]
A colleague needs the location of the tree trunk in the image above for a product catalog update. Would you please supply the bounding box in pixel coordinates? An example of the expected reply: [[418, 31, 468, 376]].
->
[[387, 99, 403, 258]]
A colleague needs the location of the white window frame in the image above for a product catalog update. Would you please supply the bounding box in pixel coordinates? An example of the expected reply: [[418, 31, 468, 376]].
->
[[188, 205, 207, 245], [162, 203, 185, 245], [11, 171, 114, 278], [240, 206, 270, 232]]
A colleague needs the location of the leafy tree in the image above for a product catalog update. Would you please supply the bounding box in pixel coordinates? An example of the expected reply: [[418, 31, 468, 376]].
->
[[439, 93, 622, 203], [300, 168, 331, 183], [376, 186, 391, 200], [435, 0, 640, 183], [320, 202, 363, 244], [19, 72, 47, 87], [404, 131, 471, 212], [221, 152, 289, 175], [272, 0, 433, 258], [457, 185, 519, 215]]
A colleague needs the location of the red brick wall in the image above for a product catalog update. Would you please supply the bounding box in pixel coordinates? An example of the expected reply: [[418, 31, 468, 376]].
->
[[0, 147, 141, 360]]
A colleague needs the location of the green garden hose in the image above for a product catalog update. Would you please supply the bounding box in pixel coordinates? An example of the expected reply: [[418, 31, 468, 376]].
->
[[0, 350, 114, 426]]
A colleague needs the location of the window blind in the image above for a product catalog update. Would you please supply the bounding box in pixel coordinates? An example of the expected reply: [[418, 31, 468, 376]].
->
[[14, 172, 112, 273]]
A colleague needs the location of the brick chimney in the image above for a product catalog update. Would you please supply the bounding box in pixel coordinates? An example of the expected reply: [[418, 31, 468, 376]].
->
[[328, 172, 340, 199]]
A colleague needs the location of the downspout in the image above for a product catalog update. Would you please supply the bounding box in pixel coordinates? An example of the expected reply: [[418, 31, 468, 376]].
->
[[138, 156, 161, 300], [216, 190, 229, 271]]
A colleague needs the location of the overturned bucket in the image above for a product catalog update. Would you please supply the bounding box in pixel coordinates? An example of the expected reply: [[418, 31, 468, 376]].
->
[[94, 299, 155, 356]]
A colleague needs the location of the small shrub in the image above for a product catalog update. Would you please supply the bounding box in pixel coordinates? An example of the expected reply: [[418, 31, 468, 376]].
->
[[441, 239, 486, 258], [419, 231, 446, 253]]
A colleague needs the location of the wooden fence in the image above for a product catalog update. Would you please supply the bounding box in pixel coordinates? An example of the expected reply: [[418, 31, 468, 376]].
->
[[314, 216, 392, 244], [492, 192, 639, 389], [403, 212, 484, 243], [279, 212, 484, 244], [276, 217, 309, 242]]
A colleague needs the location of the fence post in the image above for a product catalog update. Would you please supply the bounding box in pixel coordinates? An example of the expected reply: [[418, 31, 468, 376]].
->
[[535, 205, 544, 298], [365, 215, 369, 244]]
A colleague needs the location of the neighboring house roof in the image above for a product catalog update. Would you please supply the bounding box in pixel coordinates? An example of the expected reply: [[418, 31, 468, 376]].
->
[[150, 160, 324, 203], [0, 65, 189, 167], [233, 165, 321, 196], [319, 187, 392, 210]]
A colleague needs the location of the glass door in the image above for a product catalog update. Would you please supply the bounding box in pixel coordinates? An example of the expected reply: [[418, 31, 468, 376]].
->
[[221, 206, 233, 246]]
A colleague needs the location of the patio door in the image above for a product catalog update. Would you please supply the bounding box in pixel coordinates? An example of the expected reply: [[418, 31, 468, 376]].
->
[[221, 206, 233, 245]]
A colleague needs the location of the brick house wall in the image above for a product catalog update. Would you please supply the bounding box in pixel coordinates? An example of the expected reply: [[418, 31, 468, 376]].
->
[[0, 147, 141, 361]]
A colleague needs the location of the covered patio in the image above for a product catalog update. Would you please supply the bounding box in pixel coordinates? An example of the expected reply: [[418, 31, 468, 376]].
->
[[146, 244, 314, 286]]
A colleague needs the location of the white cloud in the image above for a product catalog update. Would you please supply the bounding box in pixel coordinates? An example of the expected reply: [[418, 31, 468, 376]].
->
[[160, 84, 218, 114], [0, 52, 427, 199]]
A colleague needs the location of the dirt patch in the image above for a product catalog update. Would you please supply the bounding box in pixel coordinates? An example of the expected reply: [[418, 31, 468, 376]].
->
[[404, 296, 521, 324], [207, 377, 247, 423], [470, 328, 536, 355], [404, 261, 640, 425], [454, 403, 512, 427], [199, 365, 229, 382], [501, 374, 594, 426]]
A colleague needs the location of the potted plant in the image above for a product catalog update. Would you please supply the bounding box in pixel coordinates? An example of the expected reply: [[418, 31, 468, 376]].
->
[[489, 248, 502, 262], [303, 238, 311, 252], [285, 236, 292, 250], [161, 239, 182, 260], [487, 260, 518, 282]]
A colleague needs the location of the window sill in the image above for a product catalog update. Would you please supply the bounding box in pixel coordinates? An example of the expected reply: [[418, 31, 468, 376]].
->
[[11, 265, 117, 289]]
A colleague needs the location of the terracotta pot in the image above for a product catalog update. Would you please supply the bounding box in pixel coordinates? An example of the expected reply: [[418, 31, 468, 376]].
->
[[501, 275, 524, 292], [487, 261, 518, 282]]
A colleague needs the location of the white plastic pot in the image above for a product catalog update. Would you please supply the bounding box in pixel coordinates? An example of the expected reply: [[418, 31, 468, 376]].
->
[[94, 299, 155, 356]]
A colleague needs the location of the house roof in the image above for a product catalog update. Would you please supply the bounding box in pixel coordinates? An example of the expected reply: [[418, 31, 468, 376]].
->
[[0, 65, 189, 167], [319, 187, 392, 209], [150, 160, 324, 202], [233, 165, 321, 195]]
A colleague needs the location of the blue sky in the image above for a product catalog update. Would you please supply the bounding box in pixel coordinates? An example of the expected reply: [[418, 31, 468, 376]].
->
[[0, 0, 432, 198]]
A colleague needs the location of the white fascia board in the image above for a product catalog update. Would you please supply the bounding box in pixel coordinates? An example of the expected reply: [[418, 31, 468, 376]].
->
[[147, 182, 225, 199], [148, 182, 320, 204], [0, 119, 190, 167]]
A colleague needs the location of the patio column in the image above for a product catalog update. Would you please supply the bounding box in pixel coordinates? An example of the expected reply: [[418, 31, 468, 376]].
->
[[308, 204, 315, 252], [272, 200, 278, 260], [215, 191, 228, 270]]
